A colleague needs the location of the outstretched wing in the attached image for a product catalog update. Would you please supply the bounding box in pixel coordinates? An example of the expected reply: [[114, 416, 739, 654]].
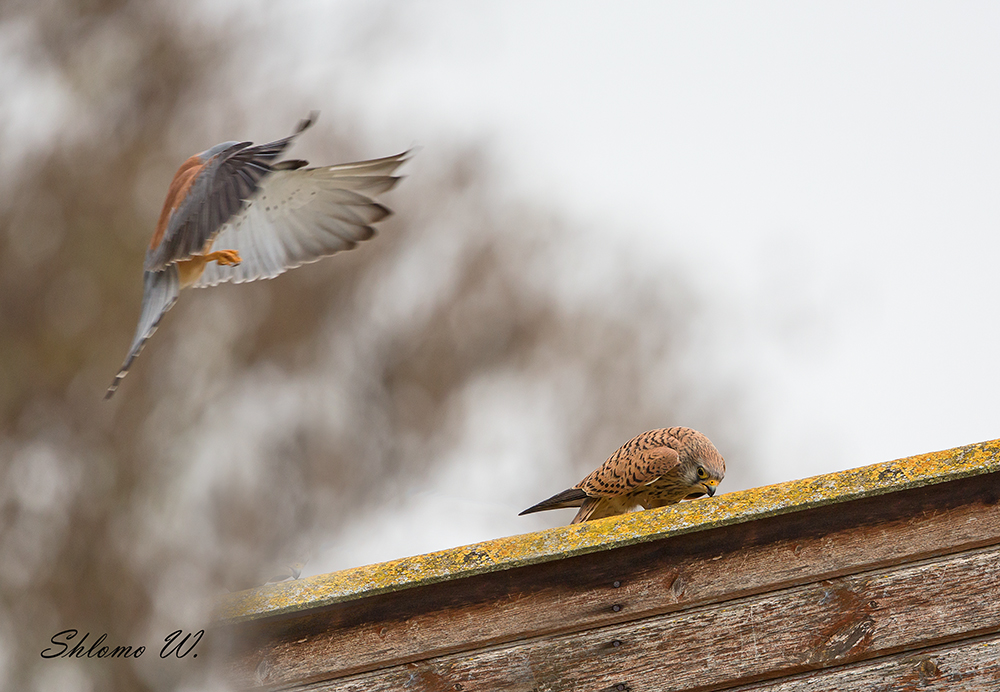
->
[[105, 266, 180, 399], [578, 430, 682, 498], [192, 151, 410, 287], [144, 113, 318, 272]]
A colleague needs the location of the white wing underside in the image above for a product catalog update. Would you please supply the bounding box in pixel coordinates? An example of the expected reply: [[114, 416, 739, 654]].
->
[[193, 153, 406, 287]]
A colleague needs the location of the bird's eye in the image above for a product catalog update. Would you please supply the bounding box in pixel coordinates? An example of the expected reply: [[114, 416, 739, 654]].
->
[[697, 467, 708, 479]]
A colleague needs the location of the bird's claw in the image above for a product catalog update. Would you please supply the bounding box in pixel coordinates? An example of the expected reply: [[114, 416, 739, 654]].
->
[[211, 249, 242, 266]]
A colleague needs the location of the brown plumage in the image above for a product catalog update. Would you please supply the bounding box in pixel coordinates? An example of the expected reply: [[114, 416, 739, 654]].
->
[[520, 427, 726, 524]]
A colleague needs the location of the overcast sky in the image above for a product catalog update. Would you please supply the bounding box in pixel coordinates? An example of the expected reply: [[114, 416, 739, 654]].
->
[[278, 2, 1000, 471], [202, 1, 1000, 568]]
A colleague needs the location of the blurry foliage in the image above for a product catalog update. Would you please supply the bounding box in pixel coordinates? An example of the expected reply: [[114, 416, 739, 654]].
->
[[0, 1, 747, 690]]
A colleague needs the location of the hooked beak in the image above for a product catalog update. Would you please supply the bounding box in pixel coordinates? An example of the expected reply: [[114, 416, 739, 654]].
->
[[701, 479, 719, 497]]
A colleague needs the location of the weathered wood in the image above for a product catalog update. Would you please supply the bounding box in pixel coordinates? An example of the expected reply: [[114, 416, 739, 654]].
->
[[729, 633, 1000, 691], [288, 544, 1000, 691], [223, 474, 1000, 689]]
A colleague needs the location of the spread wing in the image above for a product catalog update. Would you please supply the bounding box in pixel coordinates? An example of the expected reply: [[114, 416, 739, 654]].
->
[[105, 266, 180, 399], [192, 151, 410, 287], [144, 113, 317, 272], [578, 432, 682, 498]]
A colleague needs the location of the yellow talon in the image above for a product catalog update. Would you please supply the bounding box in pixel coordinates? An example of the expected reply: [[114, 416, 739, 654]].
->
[[207, 249, 242, 266]]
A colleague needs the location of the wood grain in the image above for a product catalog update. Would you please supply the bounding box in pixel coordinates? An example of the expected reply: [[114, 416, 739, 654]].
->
[[223, 474, 1000, 689], [295, 545, 1000, 692], [729, 633, 1000, 691]]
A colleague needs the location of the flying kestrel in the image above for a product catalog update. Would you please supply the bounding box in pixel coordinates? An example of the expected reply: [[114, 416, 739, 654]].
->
[[106, 113, 409, 398], [520, 427, 726, 524]]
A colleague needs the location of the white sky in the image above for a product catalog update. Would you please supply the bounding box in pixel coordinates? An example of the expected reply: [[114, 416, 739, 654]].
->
[[302, 2, 1000, 466], [198, 1, 1000, 568]]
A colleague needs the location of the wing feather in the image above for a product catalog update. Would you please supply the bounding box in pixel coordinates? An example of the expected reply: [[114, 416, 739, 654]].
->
[[518, 487, 588, 516], [192, 150, 410, 287], [578, 431, 683, 498], [145, 114, 318, 271]]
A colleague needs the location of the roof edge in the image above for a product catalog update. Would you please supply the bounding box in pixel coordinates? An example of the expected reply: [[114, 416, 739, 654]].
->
[[215, 437, 1000, 624]]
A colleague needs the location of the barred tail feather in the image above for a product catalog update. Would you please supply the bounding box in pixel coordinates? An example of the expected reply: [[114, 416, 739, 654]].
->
[[571, 496, 602, 524]]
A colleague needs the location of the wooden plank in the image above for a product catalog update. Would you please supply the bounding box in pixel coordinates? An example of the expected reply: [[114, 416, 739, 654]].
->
[[286, 544, 1000, 692], [728, 633, 1000, 691], [224, 475, 1000, 688]]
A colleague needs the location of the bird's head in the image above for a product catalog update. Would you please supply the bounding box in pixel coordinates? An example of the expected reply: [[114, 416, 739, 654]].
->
[[678, 432, 726, 499]]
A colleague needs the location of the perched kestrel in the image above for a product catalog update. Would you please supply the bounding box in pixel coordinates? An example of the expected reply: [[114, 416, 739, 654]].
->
[[106, 113, 409, 398], [520, 427, 726, 524]]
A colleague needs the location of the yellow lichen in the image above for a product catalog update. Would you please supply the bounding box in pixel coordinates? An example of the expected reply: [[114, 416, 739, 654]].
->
[[215, 437, 1000, 624]]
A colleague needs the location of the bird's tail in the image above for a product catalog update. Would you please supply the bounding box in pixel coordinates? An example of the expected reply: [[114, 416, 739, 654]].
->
[[105, 267, 180, 399], [518, 487, 588, 516], [570, 496, 602, 524]]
